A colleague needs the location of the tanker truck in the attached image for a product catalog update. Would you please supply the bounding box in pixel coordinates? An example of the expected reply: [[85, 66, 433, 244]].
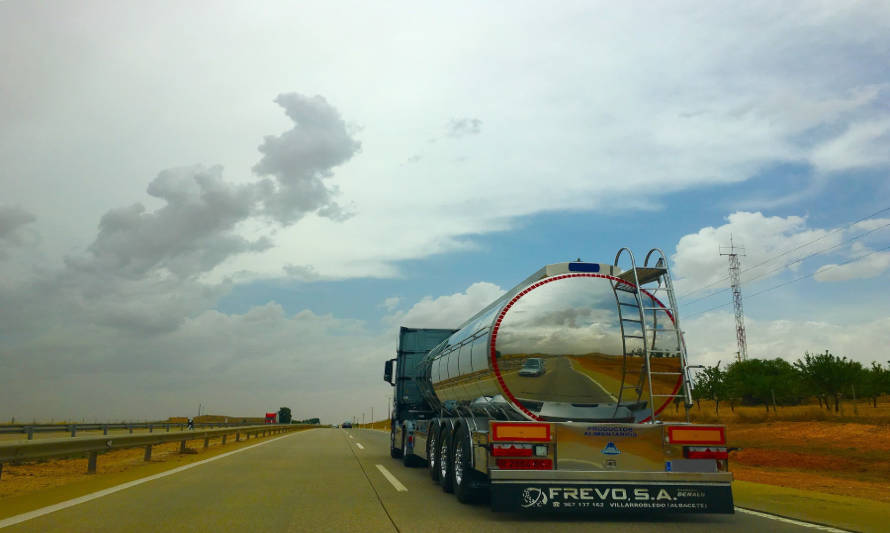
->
[[383, 248, 733, 513]]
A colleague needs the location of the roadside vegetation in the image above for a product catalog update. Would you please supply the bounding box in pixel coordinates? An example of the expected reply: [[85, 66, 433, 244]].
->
[[655, 351, 890, 504], [686, 351, 890, 417]]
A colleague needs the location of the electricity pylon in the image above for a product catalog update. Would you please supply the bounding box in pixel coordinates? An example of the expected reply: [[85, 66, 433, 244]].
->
[[720, 235, 747, 361]]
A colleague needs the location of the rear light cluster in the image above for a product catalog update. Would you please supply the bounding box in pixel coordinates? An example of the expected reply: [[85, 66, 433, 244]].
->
[[684, 447, 729, 460], [490, 422, 553, 470], [492, 443, 549, 457]]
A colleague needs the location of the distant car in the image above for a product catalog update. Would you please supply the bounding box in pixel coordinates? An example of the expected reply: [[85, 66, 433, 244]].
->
[[342, 421, 353, 428], [518, 357, 545, 377]]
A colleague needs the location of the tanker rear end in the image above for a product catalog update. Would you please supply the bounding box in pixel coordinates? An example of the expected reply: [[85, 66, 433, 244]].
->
[[384, 251, 734, 515]]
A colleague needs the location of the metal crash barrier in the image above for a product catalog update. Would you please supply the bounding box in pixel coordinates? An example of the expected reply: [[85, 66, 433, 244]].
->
[[0, 425, 314, 478]]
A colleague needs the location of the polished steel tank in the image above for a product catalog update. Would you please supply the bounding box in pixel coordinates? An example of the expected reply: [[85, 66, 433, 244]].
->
[[418, 262, 684, 423]]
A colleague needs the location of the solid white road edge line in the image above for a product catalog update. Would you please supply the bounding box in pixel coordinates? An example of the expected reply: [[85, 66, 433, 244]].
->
[[735, 507, 851, 532], [355, 443, 365, 450], [375, 464, 407, 492], [0, 430, 309, 529]]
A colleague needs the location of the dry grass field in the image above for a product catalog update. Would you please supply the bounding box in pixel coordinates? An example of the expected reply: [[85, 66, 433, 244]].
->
[[662, 397, 890, 503]]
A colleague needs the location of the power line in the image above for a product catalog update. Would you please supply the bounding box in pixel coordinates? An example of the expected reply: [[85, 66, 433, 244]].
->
[[677, 205, 890, 301], [685, 243, 890, 319], [679, 220, 890, 308], [732, 221, 890, 287]]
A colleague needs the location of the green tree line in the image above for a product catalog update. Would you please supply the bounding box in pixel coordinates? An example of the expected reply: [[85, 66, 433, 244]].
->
[[276, 407, 321, 425], [692, 351, 890, 414]]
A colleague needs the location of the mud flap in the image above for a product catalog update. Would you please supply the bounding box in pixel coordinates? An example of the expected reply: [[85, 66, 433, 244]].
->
[[491, 483, 734, 513]]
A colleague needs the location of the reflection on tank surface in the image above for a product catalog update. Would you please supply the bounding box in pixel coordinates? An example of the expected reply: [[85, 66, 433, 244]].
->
[[424, 271, 684, 423], [518, 357, 545, 377], [494, 276, 681, 422]]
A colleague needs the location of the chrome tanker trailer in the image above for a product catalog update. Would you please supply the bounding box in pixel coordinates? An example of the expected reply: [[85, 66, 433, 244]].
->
[[383, 249, 733, 513]]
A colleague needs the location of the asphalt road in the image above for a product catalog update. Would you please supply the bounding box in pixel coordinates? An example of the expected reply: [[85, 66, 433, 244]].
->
[[1, 428, 834, 532]]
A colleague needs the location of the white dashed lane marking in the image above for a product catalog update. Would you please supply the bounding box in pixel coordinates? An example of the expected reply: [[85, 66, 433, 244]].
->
[[375, 464, 408, 492]]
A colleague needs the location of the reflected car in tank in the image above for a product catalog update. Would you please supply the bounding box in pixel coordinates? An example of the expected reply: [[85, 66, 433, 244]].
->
[[518, 357, 546, 377]]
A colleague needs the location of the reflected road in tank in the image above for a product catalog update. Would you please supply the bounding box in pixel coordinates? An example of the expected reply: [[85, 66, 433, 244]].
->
[[506, 357, 616, 404]]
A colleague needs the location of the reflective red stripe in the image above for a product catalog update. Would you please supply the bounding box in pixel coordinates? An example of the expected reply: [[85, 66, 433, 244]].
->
[[495, 458, 553, 470]]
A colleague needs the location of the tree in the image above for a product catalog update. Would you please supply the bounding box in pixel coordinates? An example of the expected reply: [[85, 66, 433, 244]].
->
[[794, 351, 863, 412], [277, 407, 292, 425], [859, 362, 890, 408], [693, 362, 727, 414], [724, 358, 802, 412]]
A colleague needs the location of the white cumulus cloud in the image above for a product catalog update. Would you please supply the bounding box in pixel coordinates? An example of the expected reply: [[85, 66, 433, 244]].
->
[[684, 311, 890, 368], [385, 282, 505, 329]]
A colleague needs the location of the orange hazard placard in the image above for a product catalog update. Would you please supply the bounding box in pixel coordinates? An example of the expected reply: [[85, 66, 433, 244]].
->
[[491, 422, 551, 442], [667, 426, 726, 444]]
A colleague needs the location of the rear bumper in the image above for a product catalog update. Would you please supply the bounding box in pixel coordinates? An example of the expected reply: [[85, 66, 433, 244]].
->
[[489, 470, 733, 513]]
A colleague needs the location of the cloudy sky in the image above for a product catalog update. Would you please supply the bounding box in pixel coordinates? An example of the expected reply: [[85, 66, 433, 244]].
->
[[2, 1, 889, 424]]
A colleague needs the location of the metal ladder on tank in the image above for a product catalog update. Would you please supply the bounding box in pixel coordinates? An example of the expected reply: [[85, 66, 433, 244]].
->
[[612, 248, 693, 423]]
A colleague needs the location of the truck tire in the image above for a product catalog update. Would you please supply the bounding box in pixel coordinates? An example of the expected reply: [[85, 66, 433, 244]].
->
[[390, 428, 403, 459], [438, 426, 454, 493], [451, 424, 482, 503], [403, 432, 423, 467], [427, 423, 440, 481]]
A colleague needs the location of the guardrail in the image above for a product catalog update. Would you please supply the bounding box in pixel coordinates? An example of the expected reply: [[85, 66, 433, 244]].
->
[[0, 424, 310, 480], [0, 421, 257, 440]]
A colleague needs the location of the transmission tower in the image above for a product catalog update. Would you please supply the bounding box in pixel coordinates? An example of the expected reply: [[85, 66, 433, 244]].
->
[[720, 235, 748, 361]]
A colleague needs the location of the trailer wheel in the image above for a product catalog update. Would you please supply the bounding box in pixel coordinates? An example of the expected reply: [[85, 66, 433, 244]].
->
[[427, 423, 440, 481], [390, 427, 403, 459], [452, 425, 482, 503], [439, 427, 454, 493]]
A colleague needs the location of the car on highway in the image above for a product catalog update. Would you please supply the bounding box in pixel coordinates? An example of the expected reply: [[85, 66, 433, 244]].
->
[[341, 421, 352, 428], [518, 357, 545, 377]]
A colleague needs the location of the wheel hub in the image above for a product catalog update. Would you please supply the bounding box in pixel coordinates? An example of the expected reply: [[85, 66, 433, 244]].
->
[[454, 439, 464, 486], [439, 438, 448, 479]]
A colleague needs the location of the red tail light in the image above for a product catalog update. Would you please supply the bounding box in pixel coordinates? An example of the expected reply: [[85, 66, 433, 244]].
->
[[496, 458, 553, 470], [491, 444, 534, 457], [684, 446, 729, 459]]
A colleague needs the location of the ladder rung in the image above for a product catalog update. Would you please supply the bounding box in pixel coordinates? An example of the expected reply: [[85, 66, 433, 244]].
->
[[649, 371, 683, 375], [619, 302, 640, 307], [651, 394, 685, 398], [623, 335, 645, 339], [621, 318, 642, 323]]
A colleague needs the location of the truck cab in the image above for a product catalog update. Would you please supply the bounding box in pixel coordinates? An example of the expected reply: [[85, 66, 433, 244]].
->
[[385, 327, 456, 464]]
